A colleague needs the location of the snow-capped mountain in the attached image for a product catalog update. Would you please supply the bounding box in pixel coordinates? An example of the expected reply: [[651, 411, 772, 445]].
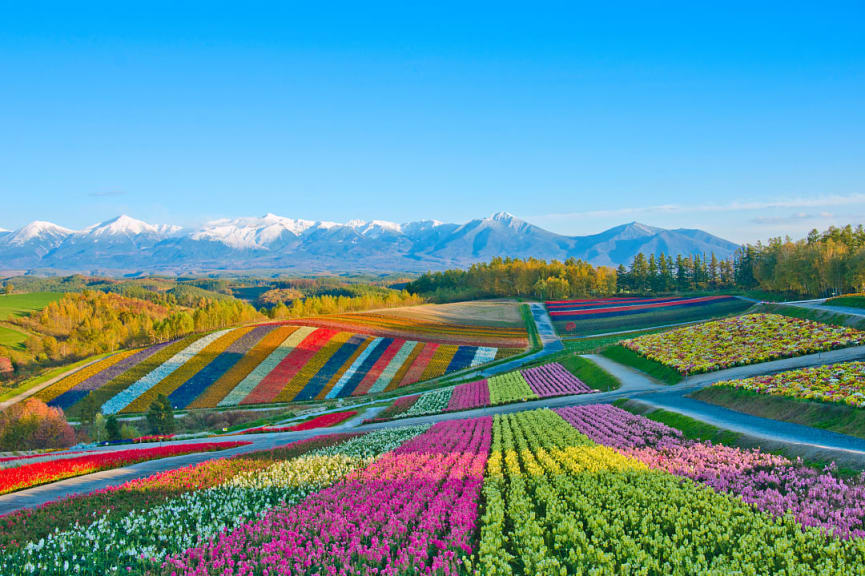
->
[[82, 215, 180, 239], [0, 213, 740, 273]]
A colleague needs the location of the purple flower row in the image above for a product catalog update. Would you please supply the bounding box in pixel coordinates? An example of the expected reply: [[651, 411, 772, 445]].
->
[[555, 404, 865, 539], [521, 363, 593, 397], [159, 417, 493, 575]]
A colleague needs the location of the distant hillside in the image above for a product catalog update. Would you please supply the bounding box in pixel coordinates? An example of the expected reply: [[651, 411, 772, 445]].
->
[[0, 212, 739, 274]]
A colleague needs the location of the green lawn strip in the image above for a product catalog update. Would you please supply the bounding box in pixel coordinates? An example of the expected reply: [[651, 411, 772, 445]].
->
[[0, 323, 28, 349], [600, 344, 683, 384], [755, 302, 865, 330], [554, 298, 752, 337], [825, 295, 865, 309], [0, 292, 65, 320], [562, 355, 621, 391], [691, 385, 865, 440], [614, 398, 863, 477], [0, 352, 114, 403], [520, 303, 542, 350]]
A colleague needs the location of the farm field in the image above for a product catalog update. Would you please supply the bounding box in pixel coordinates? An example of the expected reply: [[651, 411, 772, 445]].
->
[[35, 319, 512, 415], [546, 294, 752, 337], [621, 313, 865, 375], [2, 405, 864, 574], [364, 299, 525, 328], [284, 309, 529, 348], [366, 361, 602, 421]]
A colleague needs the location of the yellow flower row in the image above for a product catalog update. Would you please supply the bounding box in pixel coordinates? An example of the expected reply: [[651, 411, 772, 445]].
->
[[36, 349, 140, 403]]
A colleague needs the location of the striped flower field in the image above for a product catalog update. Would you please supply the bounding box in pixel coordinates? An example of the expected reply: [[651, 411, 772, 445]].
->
[[37, 322, 514, 415]]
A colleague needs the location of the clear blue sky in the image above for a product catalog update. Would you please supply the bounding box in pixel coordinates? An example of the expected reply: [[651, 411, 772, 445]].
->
[[1, 1, 863, 243]]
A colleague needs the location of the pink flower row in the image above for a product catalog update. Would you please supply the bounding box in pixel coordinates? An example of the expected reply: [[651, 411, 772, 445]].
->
[[159, 417, 492, 575]]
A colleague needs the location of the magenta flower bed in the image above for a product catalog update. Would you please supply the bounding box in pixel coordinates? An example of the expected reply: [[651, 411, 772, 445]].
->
[[447, 379, 490, 411], [555, 404, 865, 539], [160, 417, 492, 575], [521, 363, 593, 397]]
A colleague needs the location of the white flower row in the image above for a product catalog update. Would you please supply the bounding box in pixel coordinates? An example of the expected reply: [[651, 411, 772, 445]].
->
[[101, 330, 232, 415], [404, 387, 454, 417]]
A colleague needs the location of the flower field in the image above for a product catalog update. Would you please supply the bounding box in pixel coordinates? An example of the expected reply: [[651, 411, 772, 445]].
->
[[243, 410, 358, 434], [546, 295, 751, 336], [0, 441, 248, 495], [712, 360, 865, 407], [370, 362, 596, 421], [283, 311, 528, 348], [1, 405, 864, 573], [622, 313, 865, 374], [34, 321, 510, 415], [0, 428, 426, 574]]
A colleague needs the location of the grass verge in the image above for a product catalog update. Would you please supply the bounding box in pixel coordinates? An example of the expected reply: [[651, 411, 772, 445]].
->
[[825, 295, 865, 309], [691, 385, 865, 440], [521, 303, 542, 351], [600, 344, 683, 385]]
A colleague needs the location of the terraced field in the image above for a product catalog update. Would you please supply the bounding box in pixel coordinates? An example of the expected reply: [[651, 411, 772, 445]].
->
[[36, 321, 516, 415]]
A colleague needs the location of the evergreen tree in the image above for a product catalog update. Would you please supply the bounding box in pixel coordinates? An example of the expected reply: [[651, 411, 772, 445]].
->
[[146, 394, 176, 435]]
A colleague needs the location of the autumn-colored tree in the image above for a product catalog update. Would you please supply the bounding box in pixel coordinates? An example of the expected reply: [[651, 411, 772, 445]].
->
[[0, 398, 75, 450]]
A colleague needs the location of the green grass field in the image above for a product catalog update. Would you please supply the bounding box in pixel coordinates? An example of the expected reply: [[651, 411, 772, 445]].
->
[[0, 292, 65, 350], [0, 292, 65, 320], [552, 297, 752, 337], [600, 344, 683, 384]]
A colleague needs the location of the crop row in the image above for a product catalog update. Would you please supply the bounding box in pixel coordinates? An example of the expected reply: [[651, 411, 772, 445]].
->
[[36, 323, 503, 415], [0, 441, 248, 496], [475, 408, 865, 574]]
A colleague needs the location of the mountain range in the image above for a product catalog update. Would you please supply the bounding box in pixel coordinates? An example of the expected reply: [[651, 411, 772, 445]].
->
[[0, 213, 739, 274]]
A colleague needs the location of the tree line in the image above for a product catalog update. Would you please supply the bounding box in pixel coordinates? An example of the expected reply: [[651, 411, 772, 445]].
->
[[406, 257, 617, 301], [408, 225, 865, 301], [6, 291, 261, 374]]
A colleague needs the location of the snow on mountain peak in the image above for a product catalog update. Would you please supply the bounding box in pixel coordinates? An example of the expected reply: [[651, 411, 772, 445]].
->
[[84, 215, 178, 237], [490, 211, 517, 222], [9, 221, 74, 245], [192, 214, 316, 249]]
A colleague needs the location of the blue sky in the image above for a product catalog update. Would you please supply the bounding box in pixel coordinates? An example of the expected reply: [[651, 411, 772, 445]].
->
[[0, 1, 863, 243]]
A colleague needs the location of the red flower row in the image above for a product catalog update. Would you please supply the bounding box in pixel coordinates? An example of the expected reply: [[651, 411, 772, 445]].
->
[[0, 441, 249, 496]]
